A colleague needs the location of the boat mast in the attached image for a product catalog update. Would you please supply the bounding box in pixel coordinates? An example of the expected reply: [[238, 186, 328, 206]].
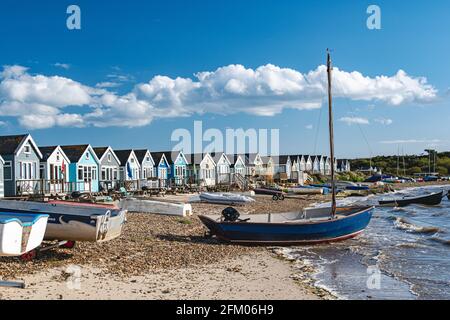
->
[[327, 50, 337, 218]]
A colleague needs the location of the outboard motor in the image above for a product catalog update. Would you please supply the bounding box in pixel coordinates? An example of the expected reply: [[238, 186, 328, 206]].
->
[[222, 207, 240, 222]]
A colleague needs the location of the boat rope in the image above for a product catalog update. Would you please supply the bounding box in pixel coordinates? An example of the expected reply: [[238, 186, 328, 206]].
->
[[313, 103, 324, 156], [345, 99, 373, 162]]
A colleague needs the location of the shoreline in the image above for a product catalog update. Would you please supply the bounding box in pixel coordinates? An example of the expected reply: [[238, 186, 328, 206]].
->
[[1, 250, 323, 300], [1, 182, 446, 300]]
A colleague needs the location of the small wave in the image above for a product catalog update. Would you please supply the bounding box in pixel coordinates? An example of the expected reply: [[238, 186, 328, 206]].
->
[[395, 242, 427, 249], [393, 217, 441, 234], [430, 237, 450, 246]]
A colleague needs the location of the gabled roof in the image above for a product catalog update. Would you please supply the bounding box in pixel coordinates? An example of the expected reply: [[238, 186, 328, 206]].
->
[[39, 146, 71, 163], [151, 152, 169, 166], [93, 147, 121, 165], [133, 149, 154, 166], [0, 134, 43, 158], [186, 153, 215, 166], [211, 152, 231, 165], [156, 151, 188, 165], [114, 150, 137, 166], [61, 145, 99, 163]]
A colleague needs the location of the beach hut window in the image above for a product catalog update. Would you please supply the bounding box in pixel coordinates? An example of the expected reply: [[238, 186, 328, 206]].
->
[[24, 145, 31, 154], [130, 158, 134, 163], [113, 169, 118, 180], [78, 166, 84, 180], [107, 153, 112, 162], [146, 156, 150, 162], [4, 161, 12, 181], [101, 168, 106, 180], [92, 169, 97, 180], [86, 152, 90, 160]]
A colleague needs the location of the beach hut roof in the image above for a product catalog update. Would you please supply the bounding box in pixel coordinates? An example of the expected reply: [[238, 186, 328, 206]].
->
[[61, 145, 99, 163], [39, 146, 71, 163], [93, 147, 121, 165], [151, 152, 170, 166], [0, 134, 42, 158], [114, 150, 136, 165], [134, 149, 151, 164]]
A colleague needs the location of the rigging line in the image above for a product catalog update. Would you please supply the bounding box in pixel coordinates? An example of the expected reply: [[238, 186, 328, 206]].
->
[[313, 103, 323, 156], [344, 99, 373, 160]]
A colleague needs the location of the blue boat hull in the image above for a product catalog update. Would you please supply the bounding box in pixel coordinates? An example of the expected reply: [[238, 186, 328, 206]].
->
[[199, 207, 373, 245]]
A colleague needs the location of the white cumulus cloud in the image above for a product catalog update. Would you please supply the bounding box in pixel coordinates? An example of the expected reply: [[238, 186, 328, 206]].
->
[[339, 116, 370, 125], [0, 63, 438, 129]]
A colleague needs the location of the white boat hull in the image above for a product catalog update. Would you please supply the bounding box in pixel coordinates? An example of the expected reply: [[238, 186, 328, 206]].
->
[[0, 215, 48, 256], [0, 201, 126, 243], [119, 199, 192, 217]]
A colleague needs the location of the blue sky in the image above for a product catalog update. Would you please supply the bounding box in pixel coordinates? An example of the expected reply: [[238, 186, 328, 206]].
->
[[0, 0, 449, 158]]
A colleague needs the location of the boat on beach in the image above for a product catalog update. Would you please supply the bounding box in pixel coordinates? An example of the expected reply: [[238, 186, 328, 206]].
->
[[0, 200, 126, 242], [119, 198, 192, 217], [0, 212, 48, 256], [199, 192, 255, 205], [199, 206, 373, 245], [199, 51, 374, 245], [378, 191, 444, 207], [283, 186, 324, 195]]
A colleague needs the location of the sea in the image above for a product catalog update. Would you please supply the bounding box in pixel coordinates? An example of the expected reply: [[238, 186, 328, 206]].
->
[[278, 185, 450, 300]]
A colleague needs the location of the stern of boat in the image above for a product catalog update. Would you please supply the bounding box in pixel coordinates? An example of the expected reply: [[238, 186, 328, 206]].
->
[[94, 209, 127, 242]]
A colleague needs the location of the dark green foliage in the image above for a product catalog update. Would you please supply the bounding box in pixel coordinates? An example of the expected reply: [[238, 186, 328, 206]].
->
[[350, 152, 450, 176]]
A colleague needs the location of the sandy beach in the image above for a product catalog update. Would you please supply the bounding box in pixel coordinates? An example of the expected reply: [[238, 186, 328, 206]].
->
[[0, 182, 443, 300], [1, 251, 324, 300], [0, 194, 329, 300]]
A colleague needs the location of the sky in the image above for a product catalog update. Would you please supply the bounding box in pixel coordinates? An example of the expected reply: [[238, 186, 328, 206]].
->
[[0, 0, 449, 158]]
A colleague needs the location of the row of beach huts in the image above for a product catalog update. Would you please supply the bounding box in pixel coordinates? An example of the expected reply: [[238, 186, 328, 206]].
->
[[0, 134, 351, 198]]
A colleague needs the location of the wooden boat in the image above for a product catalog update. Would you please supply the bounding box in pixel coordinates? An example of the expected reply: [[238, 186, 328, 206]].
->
[[0, 212, 48, 256], [199, 206, 374, 245], [199, 51, 373, 245], [0, 200, 126, 242], [378, 191, 444, 207], [119, 198, 192, 217], [199, 193, 255, 205]]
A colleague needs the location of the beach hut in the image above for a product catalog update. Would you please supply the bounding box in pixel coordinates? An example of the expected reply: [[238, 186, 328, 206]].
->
[[186, 153, 216, 186], [0, 155, 4, 198], [304, 155, 313, 172], [151, 152, 170, 187], [134, 149, 155, 181], [230, 155, 246, 177], [39, 146, 71, 194], [115, 150, 141, 186], [338, 159, 351, 172], [274, 155, 291, 181], [61, 145, 101, 193], [261, 156, 275, 183], [213, 153, 232, 185], [242, 153, 263, 177], [311, 156, 322, 174], [164, 151, 188, 185], [93, 147, 121, 191], [0, 134, 43, 197]]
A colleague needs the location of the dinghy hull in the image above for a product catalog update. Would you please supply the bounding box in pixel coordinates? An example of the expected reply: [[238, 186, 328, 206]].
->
[[0, 201, 126, 243], [199, 207, 373, 245], [0, 213, 48, 256], [379, 191, 443, 207]]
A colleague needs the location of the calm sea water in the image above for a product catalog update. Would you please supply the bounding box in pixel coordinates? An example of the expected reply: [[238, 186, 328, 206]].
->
[[279, 185, 450, 300]]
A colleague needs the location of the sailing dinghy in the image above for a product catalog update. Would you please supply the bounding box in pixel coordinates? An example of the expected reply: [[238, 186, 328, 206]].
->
[[199, 51, 374, 245], [378, 191, 444, 207], [0, 200, 126, 243], [0, 213, 48, 256]]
